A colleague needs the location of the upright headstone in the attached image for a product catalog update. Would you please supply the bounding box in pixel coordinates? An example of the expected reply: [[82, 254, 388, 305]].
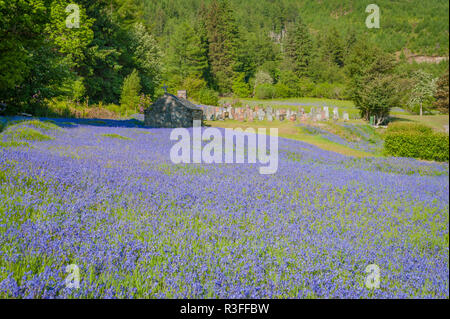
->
[[227, 106, 233, 120], [279, 109, 286, 121], [319, 109, 325, 121], [343, 112, 350, 121], [333, 107, 339, 121], [248, 108, 254, 122], [275, 109, 280, 121], [289, 112, 297, 121], [239, 108, 245, 121], [310, 107, 316, 122], [266, 107, 273, 122], [324, 106, 329, 120], [257, 108, 265, 121]]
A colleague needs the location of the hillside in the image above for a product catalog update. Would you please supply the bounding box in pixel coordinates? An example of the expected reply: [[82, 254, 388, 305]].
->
[[144, 0, 449, 56]]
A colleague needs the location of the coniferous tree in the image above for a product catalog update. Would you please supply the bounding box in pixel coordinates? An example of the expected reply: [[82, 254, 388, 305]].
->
[[166, 22, 209, 79], [204, 0, 240, 93], [283, 16, 313, 78]]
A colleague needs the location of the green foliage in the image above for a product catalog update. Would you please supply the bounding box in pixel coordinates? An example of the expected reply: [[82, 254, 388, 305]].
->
[[384, 123, 449, 162], [46, 0, 94, 67], [283, 16, 313, 78], [72, 78, 86, 103], [120, 70, 142, 113], [434, 69, 449, 113], [388, 122, 433, 134], [3, 127, 54, 142], [198, 88, 219, 106], [346, 41, 400, 124], [203, 0, 240, 93], [255, 84, 276, 100], [408, 70, 437, 115], [182, 77, 208, 101], [130, 23, 162, 97], [166, 22, 209, 79], [232, 73, 251, 98]]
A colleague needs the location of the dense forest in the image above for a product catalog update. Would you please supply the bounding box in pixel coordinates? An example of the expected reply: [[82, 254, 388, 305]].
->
[[0, 0, 448, 120]]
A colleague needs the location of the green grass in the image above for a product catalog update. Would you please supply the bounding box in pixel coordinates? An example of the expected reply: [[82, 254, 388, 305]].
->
[[3, 127, 54, 142], [390, 114, 449, 132], [207, 119, 373, 158], [101, 133, 133, 140]]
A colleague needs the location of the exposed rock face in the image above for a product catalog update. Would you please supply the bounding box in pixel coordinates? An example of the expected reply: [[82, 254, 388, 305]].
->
[[144, 93, 203, 128]]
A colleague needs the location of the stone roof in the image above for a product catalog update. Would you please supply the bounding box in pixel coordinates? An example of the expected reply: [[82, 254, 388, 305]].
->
[[146, 93, 203, 112]]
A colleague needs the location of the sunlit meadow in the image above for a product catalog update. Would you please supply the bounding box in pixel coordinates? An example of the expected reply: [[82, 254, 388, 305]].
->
[[0, 118, 448, 298]]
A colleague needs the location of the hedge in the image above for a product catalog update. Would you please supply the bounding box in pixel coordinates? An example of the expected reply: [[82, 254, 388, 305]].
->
[[384, 123, 449, 162]]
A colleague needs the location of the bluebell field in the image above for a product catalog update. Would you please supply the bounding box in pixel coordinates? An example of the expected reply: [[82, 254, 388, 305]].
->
[[0, 118, 448, 298]]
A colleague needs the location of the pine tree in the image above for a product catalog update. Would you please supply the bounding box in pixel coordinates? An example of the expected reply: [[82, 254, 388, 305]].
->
[[204, 0, 240, 93], [166, 22, 209, 79], [284, 16, 313, 78]]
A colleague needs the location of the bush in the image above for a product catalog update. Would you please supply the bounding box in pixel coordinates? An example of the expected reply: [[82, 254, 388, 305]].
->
[[255, 84, 276, 99], [120, 69, 142, 113], [198, 88, 219, 106], [274, 83, 292, 98], [384, 123, 449, 162], [387, 122, 433, 134], [183, 77, 207, 101], [232, 73, 252, 98]]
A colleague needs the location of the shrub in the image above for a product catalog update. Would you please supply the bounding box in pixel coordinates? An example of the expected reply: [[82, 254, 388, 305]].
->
[[255, 84, 276, 99], [387, 122, 433, 134], [384, 123, 449, 162], [232, 73, 251, 98], [274, 83, 292, 98], [120, 69, 142, 113], [183, 77, 207, 101], [198, 88, 219, 106]]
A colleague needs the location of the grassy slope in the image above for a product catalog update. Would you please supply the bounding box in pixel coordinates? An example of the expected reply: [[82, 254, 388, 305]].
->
[[206, 119, 373, 158], [390, 114, 449, 132]]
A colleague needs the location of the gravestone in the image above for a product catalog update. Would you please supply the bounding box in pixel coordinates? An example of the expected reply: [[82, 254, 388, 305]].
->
[[279, 109, 286, 121], [275, 109, 280, 121], [266, 107, 273, 121], [289, 112, 297, 121], [310, 107, 316, 122], [238, 108, 245, 121], [257, 108, 265, 121], [227, 106, 233, 120], [343, 112, 350, 121], [333, 107, 339, 121], [248, 109, 254, 122], [324, 106, 329, 120]]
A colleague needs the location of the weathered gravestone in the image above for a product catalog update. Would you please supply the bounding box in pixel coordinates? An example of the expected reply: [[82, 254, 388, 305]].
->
[[343, 112, 350, 121], [310, 107, 316, 121], [266, 107, 273, 121], [275, 109, 280, 121], [257, 108, 265, 121], [324, 106, 329, 120], [333, 107, 339, 121], [280, 109, 287, 121]]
